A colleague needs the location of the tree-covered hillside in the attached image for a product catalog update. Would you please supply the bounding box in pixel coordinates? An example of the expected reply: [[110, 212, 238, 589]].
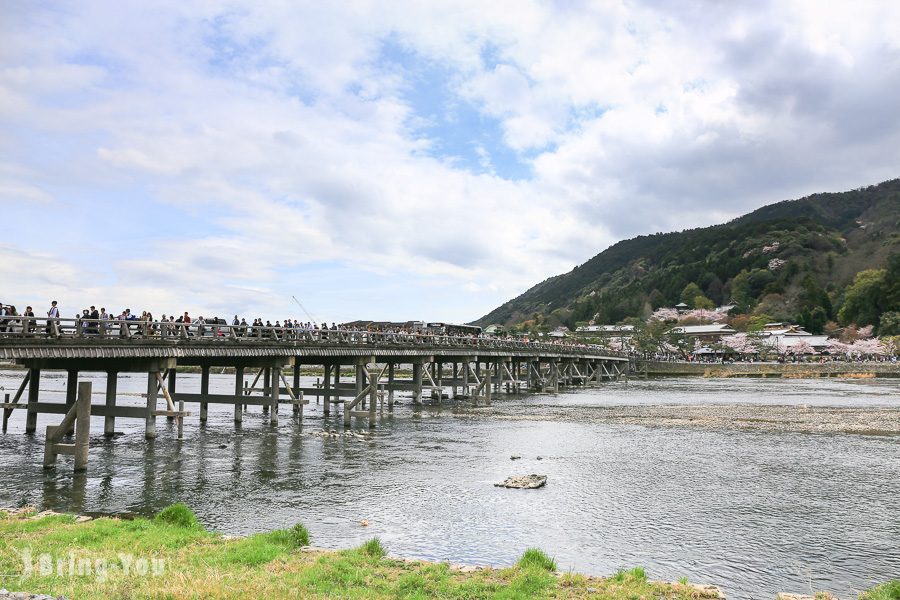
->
[[476, 179, 900, 335]]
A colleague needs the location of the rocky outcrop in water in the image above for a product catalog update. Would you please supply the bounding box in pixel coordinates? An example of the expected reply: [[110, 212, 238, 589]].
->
[[495, 474, 547, 489]]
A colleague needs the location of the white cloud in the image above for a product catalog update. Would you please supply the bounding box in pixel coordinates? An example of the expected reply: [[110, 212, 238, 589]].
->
[[1, 1, 899, 323]]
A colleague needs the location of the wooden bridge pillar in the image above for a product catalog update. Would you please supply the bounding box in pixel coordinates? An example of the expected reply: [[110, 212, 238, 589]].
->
[[167, 369, 177, 420], [145, 371, 158, 439], [356, 364, 365, 408], [461, 360, 469, 397], [262, 367, 271, 415], [104, 371, 118, 436], [64, 370, 78, 435], [293, 364, 301, 415], [234, 366, 244, 423], [25, 368, 40, 434], [200, 366, 210, 422], [322, 364, 332, 416], [270, 367, 280, 426], [412, 362, 423, 405], [387, 363, 395, 410]]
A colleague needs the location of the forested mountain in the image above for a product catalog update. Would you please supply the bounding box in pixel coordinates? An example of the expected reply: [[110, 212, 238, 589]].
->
[[476, 179, 900, 334]]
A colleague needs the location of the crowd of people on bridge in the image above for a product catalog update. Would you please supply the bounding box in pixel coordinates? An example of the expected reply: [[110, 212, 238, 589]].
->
[[0, 298, 610, 352]]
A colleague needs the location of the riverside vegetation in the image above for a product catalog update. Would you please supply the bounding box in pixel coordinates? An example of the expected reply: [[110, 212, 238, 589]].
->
[[1, 505, 897, 599]]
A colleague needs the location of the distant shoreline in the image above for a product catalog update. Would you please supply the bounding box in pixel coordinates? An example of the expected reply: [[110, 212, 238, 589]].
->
[[638, 359, 900, 378]]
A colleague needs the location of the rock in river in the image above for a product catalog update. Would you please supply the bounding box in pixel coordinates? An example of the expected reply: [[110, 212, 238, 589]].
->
[[494, 474, 547, 489]]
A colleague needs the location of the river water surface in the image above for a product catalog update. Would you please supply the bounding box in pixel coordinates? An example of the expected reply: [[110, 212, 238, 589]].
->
[[1, 371, 897, 599]]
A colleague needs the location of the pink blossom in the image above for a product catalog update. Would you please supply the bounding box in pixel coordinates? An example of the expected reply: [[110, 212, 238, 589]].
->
[[826, 339, 851, 356], [790, 340, 815, 355], [850, 338, 887, 356], [723, 333, 756, 353], [678, 309, 727, 323], [650, 308, 679, 322]]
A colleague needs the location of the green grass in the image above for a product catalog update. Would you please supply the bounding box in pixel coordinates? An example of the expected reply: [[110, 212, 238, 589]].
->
[[516, 548, 557, 572], [288, 522, 311, 548], [11, 507, 868, 599], [360, 537, 386, 558], [153, 503, 203, 530], [860, 580, 900, 600]]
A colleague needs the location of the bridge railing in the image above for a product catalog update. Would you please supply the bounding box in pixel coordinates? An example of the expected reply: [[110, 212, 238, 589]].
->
[[0, 317, 627, 357]]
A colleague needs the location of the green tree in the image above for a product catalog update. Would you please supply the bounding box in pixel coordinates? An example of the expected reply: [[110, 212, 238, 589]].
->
[[680, 283, 704, 306], [838, 269, 887, 327], [879, 311, 900, 335], [693, 295, 715, 310]]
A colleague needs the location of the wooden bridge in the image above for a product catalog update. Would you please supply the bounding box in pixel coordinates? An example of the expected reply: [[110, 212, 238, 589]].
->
[[0, 318, 628, 470]]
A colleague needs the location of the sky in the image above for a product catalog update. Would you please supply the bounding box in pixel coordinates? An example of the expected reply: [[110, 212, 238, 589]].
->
[[2, 1, 900, 325]]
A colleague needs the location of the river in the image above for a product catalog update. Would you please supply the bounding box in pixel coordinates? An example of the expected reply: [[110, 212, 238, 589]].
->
[[1, 370, 897, 599]]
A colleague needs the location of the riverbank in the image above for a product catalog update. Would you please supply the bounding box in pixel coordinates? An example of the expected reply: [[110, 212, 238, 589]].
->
[[640, 360, 900, 378], [492, 402, 900, 435], [0, 506, 726, 599]]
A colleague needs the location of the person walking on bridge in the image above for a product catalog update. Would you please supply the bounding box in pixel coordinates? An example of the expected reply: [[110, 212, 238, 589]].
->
[[46, 300, 59, 334]]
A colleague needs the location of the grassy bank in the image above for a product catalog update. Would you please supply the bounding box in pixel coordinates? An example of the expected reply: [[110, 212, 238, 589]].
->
[[0, 505, 723, 599], [1, 506, 895, 599]]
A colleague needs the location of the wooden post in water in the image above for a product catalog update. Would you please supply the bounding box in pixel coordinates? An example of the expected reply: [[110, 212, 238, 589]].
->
[[451, 362, 458, 398], [262, 368, 271, 415], [167, 369, 177, 419], [270, 366, 280, 426], [412, 362, 423, 405], [322, 364, 332, 416], [65, 370, 78, 435], [74, 382, 90, 471], [387, 363, 395, 410], [200, 366, 209, 422], [25, 368, 40, 434], [462, 361, 469, 397], [368, 367, 378, 428], [104, 371, 117, 436], [356, 364, 365, 409], [234, 366, 244, 423], [293, 364, 301, 415], [44, 381, 91, 471], [484, 362, 492, 406], [145, 371, 158, 439]]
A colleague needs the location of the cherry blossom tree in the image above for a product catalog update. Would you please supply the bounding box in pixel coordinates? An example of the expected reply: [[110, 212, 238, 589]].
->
[[790, 340, 814, 356], [850, 337, 887, 357], [826, 339, 851, 357], [649, 308, 679, 322]]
